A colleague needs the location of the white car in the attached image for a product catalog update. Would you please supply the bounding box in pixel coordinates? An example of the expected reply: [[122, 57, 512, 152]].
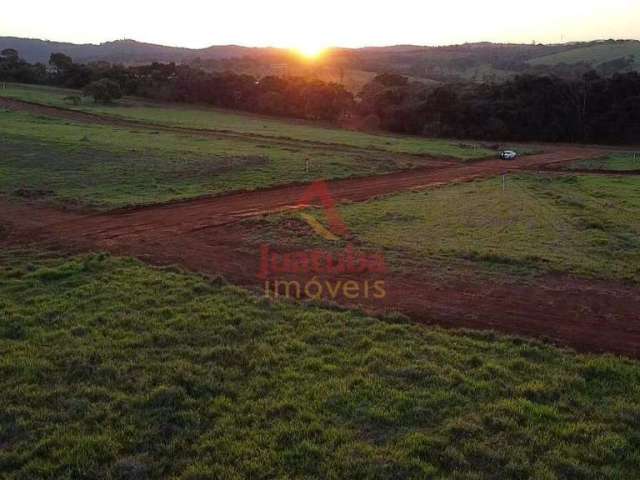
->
[[499, 150, 518, 160]]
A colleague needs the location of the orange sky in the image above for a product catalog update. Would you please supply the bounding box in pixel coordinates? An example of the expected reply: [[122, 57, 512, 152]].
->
[[1, 0, 638, 49]]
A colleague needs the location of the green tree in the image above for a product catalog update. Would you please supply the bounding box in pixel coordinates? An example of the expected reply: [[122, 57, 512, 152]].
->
[[83, 79, 122, 104], [48, 52, 73, 72], [1, 48, 19, 63]]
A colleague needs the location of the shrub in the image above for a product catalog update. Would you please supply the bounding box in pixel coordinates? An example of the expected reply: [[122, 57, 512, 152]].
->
[[83, 79, 122, 104]]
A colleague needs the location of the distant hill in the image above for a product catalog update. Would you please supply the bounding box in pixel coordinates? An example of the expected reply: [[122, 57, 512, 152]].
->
[[0, 37, 260, 64], [348, 40, 640, 82], [1, 36, 638, 85], [527, 40, 640, 68]]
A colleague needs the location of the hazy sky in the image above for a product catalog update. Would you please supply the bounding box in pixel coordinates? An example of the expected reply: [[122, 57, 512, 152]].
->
[[1, 0, 639, 50]]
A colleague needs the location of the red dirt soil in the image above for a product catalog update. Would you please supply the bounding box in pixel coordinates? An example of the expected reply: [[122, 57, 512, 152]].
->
[[3, 96, 639, 355], [4, 143, 640, 357]]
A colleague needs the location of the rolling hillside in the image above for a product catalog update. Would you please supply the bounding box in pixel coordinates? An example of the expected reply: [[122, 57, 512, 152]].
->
[[1, 37, 638, 85], [528, 40, 640, 68], [0, 37, 258, 64]]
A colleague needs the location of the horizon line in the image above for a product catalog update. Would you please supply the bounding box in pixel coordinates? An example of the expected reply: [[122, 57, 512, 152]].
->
[[2, 34, 640, 52]]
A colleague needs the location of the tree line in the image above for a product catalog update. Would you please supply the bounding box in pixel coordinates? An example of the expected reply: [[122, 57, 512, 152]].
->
[[358, 71, 640, 144], [2, 48, 639, 144], [0, 49, 353, 121]]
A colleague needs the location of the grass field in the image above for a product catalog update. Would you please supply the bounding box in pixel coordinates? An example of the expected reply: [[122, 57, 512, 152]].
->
[[339, 174, 640, 281], [528, 41, 640, 67], [1, 250, 639, 479], [0, 110, 433, 209], [3, 79, 640, 480], [261, 174, 640, 282], [566, 153, 640, 171], [0, 83, 492, 159]]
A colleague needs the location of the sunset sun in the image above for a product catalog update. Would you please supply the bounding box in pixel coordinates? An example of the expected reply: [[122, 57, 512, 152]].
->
[[294, 43, 327, 59]]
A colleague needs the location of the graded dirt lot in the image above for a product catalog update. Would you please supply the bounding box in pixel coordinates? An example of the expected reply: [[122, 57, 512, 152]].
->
[[4, 136, 639, 357], [3, 94, 638, 356]]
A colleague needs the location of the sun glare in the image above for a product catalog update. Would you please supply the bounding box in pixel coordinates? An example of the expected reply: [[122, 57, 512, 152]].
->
[[294, 44, 327, 59]]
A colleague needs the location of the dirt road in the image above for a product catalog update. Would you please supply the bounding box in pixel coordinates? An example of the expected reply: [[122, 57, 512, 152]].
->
[[3, 146, 602, 240], [3, 96, 639, 355], [5, 142, 639, 356]]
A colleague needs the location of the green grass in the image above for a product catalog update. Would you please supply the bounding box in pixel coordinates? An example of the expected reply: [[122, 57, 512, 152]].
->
[[1, 83, 492, 159], [528, 41, 640, 67], [566, 153, 640, 172], [0, 111, 430, 209], [327, 174, 640, 281], [247, 172, 640, 281], [1, 250, 639, 479]]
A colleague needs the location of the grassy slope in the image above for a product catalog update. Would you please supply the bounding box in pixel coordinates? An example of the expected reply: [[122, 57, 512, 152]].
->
[[0, 111, 428, 209], [567, 153, 640, 171], [327, 174, 640, 281], [248, 173, 640, 282], [1, 251, 639, 479], [528, 42, 640, 67], [0, 83, 492, 159]]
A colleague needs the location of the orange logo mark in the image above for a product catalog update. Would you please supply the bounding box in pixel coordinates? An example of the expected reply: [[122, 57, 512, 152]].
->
[[297, 181, 349, 241]]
